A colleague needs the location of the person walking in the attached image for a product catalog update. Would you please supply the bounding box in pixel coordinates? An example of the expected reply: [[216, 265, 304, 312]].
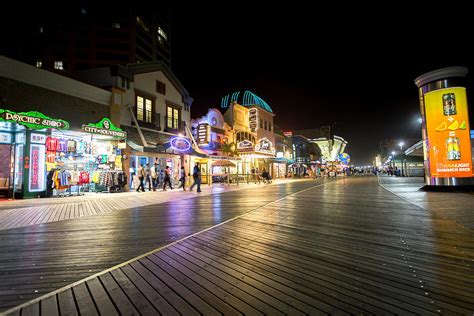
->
[[145, 163, 152, 191], [163, 166, 173, 191], [190, 163, 201, 192], [151, 161, 158, 191], [136, 164, 146, 192], [179, 166, 186, 191]]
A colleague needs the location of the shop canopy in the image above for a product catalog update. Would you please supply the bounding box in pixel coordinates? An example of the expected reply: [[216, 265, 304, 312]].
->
[[212, 160, 236, 167]]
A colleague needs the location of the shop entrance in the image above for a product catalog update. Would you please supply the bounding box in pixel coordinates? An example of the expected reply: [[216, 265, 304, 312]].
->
[[0, 144, 12, 198]]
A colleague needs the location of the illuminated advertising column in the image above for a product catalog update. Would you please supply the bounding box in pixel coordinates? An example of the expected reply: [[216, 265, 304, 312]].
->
[[415, 66, 474, 186]]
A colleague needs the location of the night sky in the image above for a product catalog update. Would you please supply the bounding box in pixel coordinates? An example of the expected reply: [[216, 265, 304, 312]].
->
[[2, 4, 473, 165], [170, 6, 474, 165]]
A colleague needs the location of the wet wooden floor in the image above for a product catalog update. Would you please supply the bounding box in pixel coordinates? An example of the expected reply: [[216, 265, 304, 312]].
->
[[3, 177, 474, 315]]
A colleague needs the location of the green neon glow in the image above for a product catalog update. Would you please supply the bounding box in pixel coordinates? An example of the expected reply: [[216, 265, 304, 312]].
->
[[220, 91, 273, 113], [83, 118, 124, 132], [0, 109, 70, 130]]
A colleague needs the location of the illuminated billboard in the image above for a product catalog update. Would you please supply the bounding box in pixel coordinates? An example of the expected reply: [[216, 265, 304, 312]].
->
[[424, 87, 473, 178]]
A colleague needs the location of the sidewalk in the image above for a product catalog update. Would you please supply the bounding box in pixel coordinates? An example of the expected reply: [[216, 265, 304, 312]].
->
[[0, 178, 311, 231], [379, 175, 474, 229]]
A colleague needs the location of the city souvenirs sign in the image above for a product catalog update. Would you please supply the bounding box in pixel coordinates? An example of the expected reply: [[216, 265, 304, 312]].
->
[[0, 109, 69, 130], [82, 118, 127, 139], [255, 138, 275, 155]]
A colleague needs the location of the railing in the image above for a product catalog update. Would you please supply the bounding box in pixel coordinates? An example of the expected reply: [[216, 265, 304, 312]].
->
[[130, 106, 160, 130], [164, 116, 185, 133]]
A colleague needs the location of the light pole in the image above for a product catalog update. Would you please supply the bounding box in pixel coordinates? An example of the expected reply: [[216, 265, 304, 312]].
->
[[399, 142, 404, 176], [391, 151, 396, 175]]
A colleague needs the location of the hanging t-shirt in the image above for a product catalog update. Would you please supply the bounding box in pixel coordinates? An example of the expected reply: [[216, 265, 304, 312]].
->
[[79, 172, 90, 184], [56, 139, 68, 152], [76, 141, 85, 153], [101, 154, 108, 164], [46, 151, 56, 163], [115, 156, 122, 170], [108, 154, 116, 163], [69, 170, 80, 184], [67, 140, 76, 152], [46, 137, 59, 151]]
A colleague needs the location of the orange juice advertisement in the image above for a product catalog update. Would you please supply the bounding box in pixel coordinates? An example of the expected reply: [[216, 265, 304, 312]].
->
[[424, 87, 473, 178]]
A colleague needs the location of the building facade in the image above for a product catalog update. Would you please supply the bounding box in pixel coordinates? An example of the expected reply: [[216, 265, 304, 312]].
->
[[0, 56, 128, 199], [3, 4, 171, 73]]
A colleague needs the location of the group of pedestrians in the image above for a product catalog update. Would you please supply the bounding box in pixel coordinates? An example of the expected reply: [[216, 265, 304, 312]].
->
[[250, 167, 272, 184], [135, 162, 202, 193]]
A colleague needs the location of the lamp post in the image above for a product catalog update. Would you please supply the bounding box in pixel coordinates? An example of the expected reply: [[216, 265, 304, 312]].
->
[[399, 142, 404, 176]]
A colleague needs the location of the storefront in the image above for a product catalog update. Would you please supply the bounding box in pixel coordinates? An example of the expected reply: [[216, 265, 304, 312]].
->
[[0, 109, 127, 199]]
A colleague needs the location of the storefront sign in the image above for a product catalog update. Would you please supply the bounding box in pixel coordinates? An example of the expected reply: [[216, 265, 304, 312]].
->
[[237, 140, 254, 152], [249, 108, 258, 132], [29, 144, 45, 192], [0, 132, 11, 144], [255, 138, 275, 154], [0, 109, 69, 130], [276, 151, 284, 158], [82, 118, 127, 139], [30, 133, 46, 144], [170, 136, 191, 152], [197, 123, 210, 145], [424, 87, 473, 178]]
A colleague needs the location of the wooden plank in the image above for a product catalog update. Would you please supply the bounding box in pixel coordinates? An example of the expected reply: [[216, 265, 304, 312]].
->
[[108, 268, 158, 315], [98, 273, 139, 315], [57, 288, 78, 316], [128, 261, 200, 316], [40, 295, 59, 316], [140, 257, 221, 316], [20, 303, 40, 316], [72, 282, 99, 316], [120, 264, 179, 316], [86, 277, 119, 316], [159, 247, 276, 315]]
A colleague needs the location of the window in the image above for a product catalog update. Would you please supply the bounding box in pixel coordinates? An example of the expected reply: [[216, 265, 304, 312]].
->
[[81, 8, 87, 14], [145, 99, 152, 123], [39, 26, 43, 33], [112, 23, 121, 29], [136, 95, 153, 123], [156, 80, 166, 95], [137, 96, 144, 121], [136, 16, 149, 32], [264, 121, 267, 130], [54, 61, 63, 70], [167, 106, 179, 129], [157, 26, 168, 40], [36, 60, 42, 68], [269, 122, 272, 132], [259, 118, 263, 129]]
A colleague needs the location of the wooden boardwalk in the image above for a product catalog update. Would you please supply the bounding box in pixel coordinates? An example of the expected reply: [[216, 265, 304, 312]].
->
[[4, 176, 474, 315], [0, 180, 293, 231]]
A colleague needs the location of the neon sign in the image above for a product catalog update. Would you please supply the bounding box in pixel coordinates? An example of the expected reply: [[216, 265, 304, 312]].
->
[[249, 108, 258, 132], [82, 118, 127, 138], [197, 123, 210, 145], [0, 109, 69, 130], [237, 140, 254, 152], [255, 138, 275, 154], [170, 136, 191, 152]]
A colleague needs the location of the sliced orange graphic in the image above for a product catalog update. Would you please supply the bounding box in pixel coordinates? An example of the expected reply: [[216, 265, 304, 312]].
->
[[435, 121, 447, 131], [448, 120, 459, 130], [459, 120, 467, 129]]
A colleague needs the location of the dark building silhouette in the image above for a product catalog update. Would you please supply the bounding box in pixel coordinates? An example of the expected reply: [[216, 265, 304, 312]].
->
[[1, 3, 171, 73]]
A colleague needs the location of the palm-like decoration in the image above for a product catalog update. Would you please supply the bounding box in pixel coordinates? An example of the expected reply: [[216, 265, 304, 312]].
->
[[222, 142, 239, 157]]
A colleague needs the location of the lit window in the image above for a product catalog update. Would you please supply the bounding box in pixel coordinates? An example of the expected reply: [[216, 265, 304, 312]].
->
[[112, 23, 120, 29], [54, 61, 63, 70], [157, 35, 163, 46], [137, 96, 144, 121], [167, 106, 179, 129], [36, 60, 42, 68], [157, 27, 167, 40], [81, 8, 86, 14], [39, 26, 43, 33], [145, 99, 152, 123]]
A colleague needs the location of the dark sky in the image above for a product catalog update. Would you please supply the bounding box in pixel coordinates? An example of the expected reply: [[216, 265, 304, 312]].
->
[[169, 5, 474, 165]]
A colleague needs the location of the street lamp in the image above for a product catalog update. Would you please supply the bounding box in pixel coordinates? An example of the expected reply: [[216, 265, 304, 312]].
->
[[399, 142, 404, 176]]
